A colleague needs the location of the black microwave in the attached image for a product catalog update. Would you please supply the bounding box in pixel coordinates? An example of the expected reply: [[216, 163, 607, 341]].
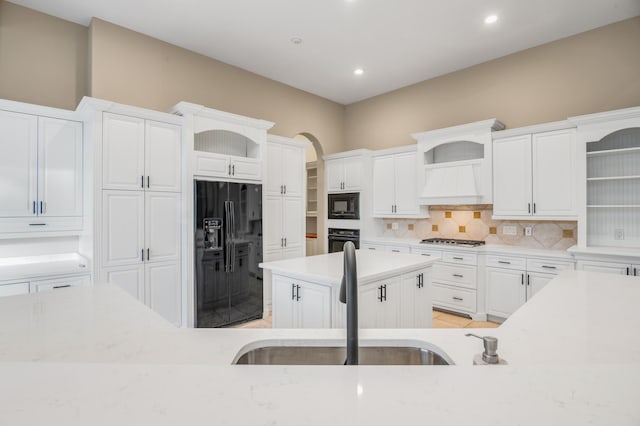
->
[[328, 192, 360, 220]]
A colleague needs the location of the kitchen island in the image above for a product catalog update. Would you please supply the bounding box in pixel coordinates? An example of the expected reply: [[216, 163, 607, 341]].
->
[[260, 250, 438, 328], [0, 271, 639, 425]]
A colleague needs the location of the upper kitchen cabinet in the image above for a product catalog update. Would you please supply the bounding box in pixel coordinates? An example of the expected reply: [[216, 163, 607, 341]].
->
[[413, 119, 504, 206], [103, 113, 180, 192], [372, 145, 428, 218], [492, 122, 577, 220], [171, 102, 274, 182], [570, 106, 640, 249], [324, 150, 370, 193], [265, 135, 307, 198], [0, 101, 83, 236]]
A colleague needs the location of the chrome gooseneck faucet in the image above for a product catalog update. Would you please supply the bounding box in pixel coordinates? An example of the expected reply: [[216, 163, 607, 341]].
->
[[339, 241, 358, 365]]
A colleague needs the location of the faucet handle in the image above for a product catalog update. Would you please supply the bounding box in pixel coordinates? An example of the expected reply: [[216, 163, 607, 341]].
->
[[465, 333, 500, 364]]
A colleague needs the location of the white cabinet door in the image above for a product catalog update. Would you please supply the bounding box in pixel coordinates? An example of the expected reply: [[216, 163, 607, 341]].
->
[[526, 272, 555, 300], [486, 267, 526, 318], [532, 129, 576, 217], [145, 262, 181, 326], [493, 135, 532, 216], [145, 120, 181, 192], [264, 196, 284, 253], [297, 281, 331, 328], [265, 143, 283, 196], [282, 144, 303, 197], [373, 155, 395, 216], [194, 152, 230, 177], [0, 282, 30, 298], [283, 197, 303, 251], [394, 152, 419, 215], [102, 191, 144, 267], [102, 113, 145, 190], [230, 158, 261, 180], [103, 265, 144, 301], [272, 275, 295, 328], [343, 157, 362, 190], [145, 192, 180, 263], [400, 269, 431, 328], [325, 159, 344, 192], [0, 110, 38, 217], [359, 281, 384, 328], [38, 117, 83, 217]]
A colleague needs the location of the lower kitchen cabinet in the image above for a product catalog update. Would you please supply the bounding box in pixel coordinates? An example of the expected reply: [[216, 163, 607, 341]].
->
[[359, 277, 401, 328], [400, 268, 432, 328], [577, 261, 639, 276], [0, 274, 90, 298], [272, 275, 331, 328], [103, 262, 181, 326]]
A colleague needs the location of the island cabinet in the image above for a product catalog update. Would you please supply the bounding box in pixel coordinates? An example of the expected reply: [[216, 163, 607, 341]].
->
[[272, 275, 331, 328]]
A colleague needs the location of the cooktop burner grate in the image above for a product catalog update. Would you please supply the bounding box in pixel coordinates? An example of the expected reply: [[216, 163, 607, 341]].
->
[[420, 238, 485, 247]]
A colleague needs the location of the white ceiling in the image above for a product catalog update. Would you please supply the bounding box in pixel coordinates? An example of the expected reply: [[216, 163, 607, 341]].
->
[[9, 0, 640, 105]]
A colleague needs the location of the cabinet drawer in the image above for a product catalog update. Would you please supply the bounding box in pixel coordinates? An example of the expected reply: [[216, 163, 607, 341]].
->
[[411, 248, 442, 259], [432, 263, 476, 289], [0, 282, 30, 298], [432, 284, 476, 313], [385, 245, 410, 254], [486, 255, 526, 270], [361, 243, 385, 251], [527, 258, 574, 274], [442, 251, 477, 266], [0, 217, 83, 234], [29, 275, 90, 292]]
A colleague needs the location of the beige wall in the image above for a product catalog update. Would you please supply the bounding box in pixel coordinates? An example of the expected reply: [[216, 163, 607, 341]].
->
[[88, 19, 345, 154], [344, 17, 640, 151], [0, 1, 87, 110]]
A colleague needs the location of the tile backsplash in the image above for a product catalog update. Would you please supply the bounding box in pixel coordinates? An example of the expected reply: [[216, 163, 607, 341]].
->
[[376, 208, 577, 250]]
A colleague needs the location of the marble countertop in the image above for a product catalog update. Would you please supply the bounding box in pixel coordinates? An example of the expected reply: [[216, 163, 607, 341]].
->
[[0, 253, 90, 282], [0, 271, 639, 424], [260, 250, 437, 285]]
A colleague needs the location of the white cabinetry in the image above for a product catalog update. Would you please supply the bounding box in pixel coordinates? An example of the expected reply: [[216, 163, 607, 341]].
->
[[272, 275, 331, 328], [0, 274, 90, 298], [372, 147, 427, 218], [359, 277, 401, 328], [86, 104, 183, 327], [493, 125, 577, 219], [264, 135, 308, 261], [577, 260, 639, 276], [485, 253, 574, 320], [325, 156, 363, 192], [0, 282, 30, 297], [0, 106, 83, 235]]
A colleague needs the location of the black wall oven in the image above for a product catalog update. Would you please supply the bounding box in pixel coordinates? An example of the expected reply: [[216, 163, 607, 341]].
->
[[328, 228, 360, 253], [328, 192, 360, 220]]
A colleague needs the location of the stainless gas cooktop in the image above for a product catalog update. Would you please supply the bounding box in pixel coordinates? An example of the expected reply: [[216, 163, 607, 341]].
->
[[419, 238, 485, 247]]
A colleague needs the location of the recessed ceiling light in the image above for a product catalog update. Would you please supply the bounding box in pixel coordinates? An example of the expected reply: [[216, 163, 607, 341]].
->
[[353, 68, 364, 76], [290, 36, 303, 45], [484, 15, 498, 24]]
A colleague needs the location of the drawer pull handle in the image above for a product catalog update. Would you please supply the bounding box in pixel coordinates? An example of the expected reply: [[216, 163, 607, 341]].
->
[[498, 261, 511, 265], [541, 265, 557, 269], [452, 274, 464, 278], [29, 223, 47, 226], [368, 247, 376, 250], [391, 249, 400, 253], [452, 257, 464, 261], [53, 285, 71, 289], [452, 296, 463, 301], [421, 253, 431, 256]]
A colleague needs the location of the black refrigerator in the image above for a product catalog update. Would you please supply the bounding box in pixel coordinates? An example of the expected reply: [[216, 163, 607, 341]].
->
[[194, 180, 263, 327]]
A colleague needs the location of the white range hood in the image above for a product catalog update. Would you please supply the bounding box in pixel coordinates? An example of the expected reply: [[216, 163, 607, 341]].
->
[[412, 119, 504, 206]]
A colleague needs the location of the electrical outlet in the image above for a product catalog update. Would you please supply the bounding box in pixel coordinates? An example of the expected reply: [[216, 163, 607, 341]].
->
[[615, 229, 625, 240], [525, 226, 532, 236], [392, 222, 399, 231], [503, 225, 517, 236]]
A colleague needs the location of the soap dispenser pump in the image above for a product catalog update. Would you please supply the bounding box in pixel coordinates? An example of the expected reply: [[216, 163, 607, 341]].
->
[[465, 333, 507, 365]]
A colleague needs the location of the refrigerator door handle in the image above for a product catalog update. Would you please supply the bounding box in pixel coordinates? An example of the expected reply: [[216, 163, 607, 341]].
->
[[230, 201, 236, 272], [224, 201, 231, 273]]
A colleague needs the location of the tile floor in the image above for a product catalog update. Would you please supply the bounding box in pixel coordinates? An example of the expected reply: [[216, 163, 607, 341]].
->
[[232, 310, 500, 329]]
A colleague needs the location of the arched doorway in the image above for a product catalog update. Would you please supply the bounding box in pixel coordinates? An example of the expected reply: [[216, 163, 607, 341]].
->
[[294, 133, 325, 255]]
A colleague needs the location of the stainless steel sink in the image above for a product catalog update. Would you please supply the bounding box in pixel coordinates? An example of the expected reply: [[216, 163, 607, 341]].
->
[[234, 342, 451, 365]]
